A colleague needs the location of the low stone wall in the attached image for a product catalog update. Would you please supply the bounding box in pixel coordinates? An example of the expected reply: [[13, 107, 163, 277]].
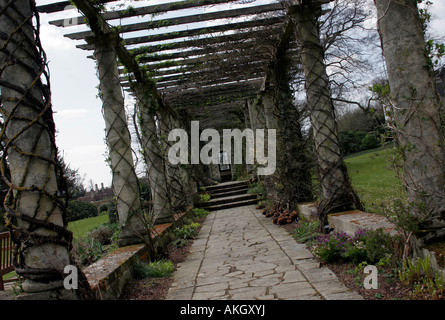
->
[[82, 211, 189, 300], [297, 202, 397, 235]]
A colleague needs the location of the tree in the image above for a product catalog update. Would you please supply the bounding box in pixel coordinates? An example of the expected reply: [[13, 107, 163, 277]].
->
[[57, 154, 86, 200]]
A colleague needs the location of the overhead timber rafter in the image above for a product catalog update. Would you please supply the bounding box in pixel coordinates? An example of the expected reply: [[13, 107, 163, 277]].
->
[[60, 2, 285, 40], [37, 0, 300, 128]]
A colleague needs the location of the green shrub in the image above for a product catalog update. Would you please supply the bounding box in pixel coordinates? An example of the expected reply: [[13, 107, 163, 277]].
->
[[87, 223, 119, 245], [105, 201, 118, 224], [71, 237, 103, 267], [247, 181, 265, 195], [67, 200, 98, 222], [312, 228, 395, 264], [133, 260, 175, 278], [172, 223, 200, 248], [99, 204, 108, 213], [292, 220, 321, 243], [339, 131, 366, 155], [174, 223, 200, 240], [192, 208, 210, 218], [360, 133, 380, 150], [199, 193, 210, 202], [361, 228, 394, 263], [339, 131, 381, 155]]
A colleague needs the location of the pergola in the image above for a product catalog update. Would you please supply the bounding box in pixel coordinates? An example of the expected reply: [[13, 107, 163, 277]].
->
[[1, 0, 445, 300], [1, 0, 374, 298], [37, 0, 299, 131]]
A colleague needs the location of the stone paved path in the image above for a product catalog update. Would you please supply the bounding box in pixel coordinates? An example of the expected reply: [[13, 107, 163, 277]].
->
[[166, 204, 364, 300]]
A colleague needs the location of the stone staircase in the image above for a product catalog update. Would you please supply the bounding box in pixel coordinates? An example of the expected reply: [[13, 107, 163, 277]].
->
[[198, 180, 261, 211]]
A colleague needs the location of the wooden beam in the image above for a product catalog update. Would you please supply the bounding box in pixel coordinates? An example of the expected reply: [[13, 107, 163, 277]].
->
[[77, 16, 284, 50], [156, 72, 264, 91], [48, 0, 241, 26], [37, 0, 115, 13], [64, 2, 284, 40], [128, 27, 281, 56], [120, 59, 268, 86], [164, 79, 262, 101], [169, 89, 258, 109]]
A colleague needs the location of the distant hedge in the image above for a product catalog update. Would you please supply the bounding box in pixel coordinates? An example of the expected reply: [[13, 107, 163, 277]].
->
[[67, 200, 98, 222], [339, 131, 380, 156]]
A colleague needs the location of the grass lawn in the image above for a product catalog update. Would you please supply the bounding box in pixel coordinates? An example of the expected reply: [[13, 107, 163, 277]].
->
[[344, 146, 406, 214], [68, 214, 110, 240]]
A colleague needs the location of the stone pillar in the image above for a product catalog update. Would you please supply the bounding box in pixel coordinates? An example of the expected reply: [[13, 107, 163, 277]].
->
[[159, 109, 195, 209], [374, 0, 445, 246], [132, 84, 173, 224], [292, 2, 362, 223], [261, 64, 314, 210], [90, 33, 147, 246], [0, 0, 77, 298]]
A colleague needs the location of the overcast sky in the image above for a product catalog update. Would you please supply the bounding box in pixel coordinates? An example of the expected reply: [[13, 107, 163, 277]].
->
[[36, 0, 445, 190]]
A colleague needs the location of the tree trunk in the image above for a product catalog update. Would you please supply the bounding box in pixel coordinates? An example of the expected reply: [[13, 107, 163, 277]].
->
[[374, 0, 445, 245], [91, 33, 147, 247], [0, 0, 77, 297], [132, 84, 173, 224], [292, 2, 362, 225]]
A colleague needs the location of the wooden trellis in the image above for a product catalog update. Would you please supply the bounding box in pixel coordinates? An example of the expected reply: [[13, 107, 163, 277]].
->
[[37, 0, 296, 130]]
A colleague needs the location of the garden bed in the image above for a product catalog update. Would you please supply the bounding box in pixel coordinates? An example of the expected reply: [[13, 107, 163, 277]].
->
[[119, 216, 206, 300], [282, 220, 444, 300]]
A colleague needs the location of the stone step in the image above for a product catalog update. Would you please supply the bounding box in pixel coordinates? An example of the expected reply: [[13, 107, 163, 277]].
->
[[327, 210, 398, 236], [201, 197, 262, 211], [198, 193, 258, 208], [297, 202, 398, 236], [209, 186, 249, 198], [203, 180, 248, 193]]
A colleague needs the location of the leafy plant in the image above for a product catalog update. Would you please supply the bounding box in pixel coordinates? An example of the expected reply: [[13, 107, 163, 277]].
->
[[171, 222, 200, 248], [292, 220, 321, 243], [312, 231, 352, 263], [174, 223, 200, 240], [192, 207, 210, 218], [71, 237, 104, 267], [199, 193, 210, 202], [398, 255, 445, 299], [311, 228, 395, 265], [133, 259, 175, 278], [247, 181, 265, 195], [86, 223, 119, 246]]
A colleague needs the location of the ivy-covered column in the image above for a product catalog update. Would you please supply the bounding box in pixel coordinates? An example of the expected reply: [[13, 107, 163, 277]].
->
[[292, 1, 362, 225], [158, 108, 194, 210], [132, 84, 173, 224], [260, 60, 314, 210], [374, 0, 445, 246], [247, 93, 268, 181], [266, 63, 315, 210], [0, 0, 90, 298], [90, 32, 147, 246], [166, 110, 195, 207]]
